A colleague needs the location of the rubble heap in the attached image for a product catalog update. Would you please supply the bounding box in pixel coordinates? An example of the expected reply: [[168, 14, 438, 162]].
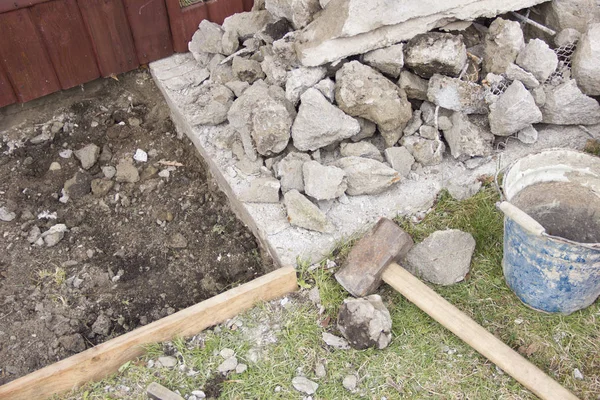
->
[[166, 0, 600, 233]]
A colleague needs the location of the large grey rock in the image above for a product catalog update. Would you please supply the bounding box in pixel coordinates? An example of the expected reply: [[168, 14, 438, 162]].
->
[[340, 142, 383, 162], [404, 32, 467, 78], [228, 81, 294, 158], [265, 0, 321, 29], [427, 74, 487, 114], [232, 57, 265, 84], [384, 146, 415, 177], [275, 152, 311, 193], [303, 161, 347, 200], [337, 295, 392, 350], [398, 70, 429, 101], [482, 18, 524, 74], [189, 20, 224, 55], [505, 63, 540, 89], [189, 83, 235, 125], [540, 0, 600, 34], [74, 144, 100, 170], [283, 190, 331, 232], [516, 39, 559, 83], [443, 113, 493, 161], [406, 229, 476, 285], [292, 88, 360, 151], [285, 66, 327, 105], [222, 11, 275, 41], [115, 161, 140, 183], [400, 136, 445, 166], [571, 23, 600, 96], [240, 177, 281, 203], [291, 376, 319, 395], [335, 157, 400, 196], [335, 61, 412, 132], [362, 43, 404, 78], [541, 80, 600, 125], [488, 80, 542, 136]]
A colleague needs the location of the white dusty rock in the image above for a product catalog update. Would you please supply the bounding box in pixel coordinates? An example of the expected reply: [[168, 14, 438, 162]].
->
[[313, 78, 335, 102], [406, 229, 476, 285], [284, 189, 331, 232], [102, 166, 116, 179], [540, 0, 600, 34], [225, 80, 250, 97], [240, 177, 281, 203], [342, 375, 358, 392], [156, 356, 177, 368], [335, 157, 400, 196], [483, 18, 524, 74], [74, 144, 100, 170], [340, 142, 383, 162], [362, 43, 404, 78], [217, 356, 238, 373], [303, 160, 347, 200], [41, 224, 68, 247], [276, 152, 311, 193], [189, 20, 224, 55], [115, 160, 140, 183], [335, 61, 412, 132], [541, 80, 600, 125], [221, 30, 240, 56], [189, 83, 235, 126], [403, 110, 423, 136], [337, 295, 392, 350], [400, 136, 445, 166], [261, 54, 288, 87], [443, 112, 494, 161], [291, 376, 319, 395], [398, 70, 429, 101], [505, 63, 540, 89], [488, 80, 542, 136], [427, 74, 487, 114], [266, 0, 321, 29], [209, 62, 236, 85], [554, 28, 582, 47], [404, 32, 467, 78], [322, 332, 350, 349], [516, 39, 559, 83], [315, 362, 326, 378], [517, 125, 539, 144], [285, 66, 327, 105], [351, 118, 377, 142], [222, 10, 275, 41], [0, 206, 16, 222], [419, 125, 439, 140], [235, 363, 248, 374], [379, 127, 404, 148], [571, 23, 600, 96], [292, 88, 360, 151], [384, 146, 415, 177], [531, 86, 547, 107], [232, 57, 265, 83]]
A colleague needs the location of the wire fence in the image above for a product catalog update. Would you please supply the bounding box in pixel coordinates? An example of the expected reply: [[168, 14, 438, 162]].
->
[[180, 0, 205, 7]]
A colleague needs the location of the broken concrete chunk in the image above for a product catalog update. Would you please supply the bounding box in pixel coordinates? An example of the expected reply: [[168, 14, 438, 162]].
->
[[265, 0, 321, 29], [276, 152, 312, 193], [400, 136, 445, 166], [210, 61, 236, 85], [337, 295, 392, 350], [291, 88, 360, 151], [541, 79, 600, 125], [362, 43, 404, 78], [516, 39, 559, 83], [571, 23, 600, 96], [540, 0, 600, 34], [483, 18, 525, 74], [225, 80, 250, 97], [189, 20, 224, 54], [398, 70, 429, 101], [404, 32, 467, 78], [285, 66, 327, 105], [261, 54, 288, 87], [351, 118, 377, 142], [488, 80, 542, 136], [406, 229, 476, 285], [335, 156, 400, 196], [384, 146, 415, 177], [41, 224, 68, 247], [74, 144, 100, 170], [443, 112, 493, 161], [291, 376, 319, 395], [147, 382, 185, 400], [189, 83, 235, 126], [222, 10, 275, 41], [403, 110, 423, 136], [284, 189, 331, 232], [427, 74, 487, 114], [335, 61, 412, 132], [418, 125, 439, 140], [232, 57, 265, 83], [303, 160, 347, 200], [240, 177, 281, 203], [313, 78, 335, 102], [322, 332, 350, 349], [257, 18, 293, 44], [221, 29, 240, 56], [505, 63, 540, 89], [554, 28, 582, 48], [340, 142, 383, 162], [380, 127, 404, 148], [517, 125, 539, 144]]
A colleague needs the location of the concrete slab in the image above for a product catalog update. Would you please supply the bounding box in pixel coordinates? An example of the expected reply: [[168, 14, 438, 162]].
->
[[150, 53, 598, 268]]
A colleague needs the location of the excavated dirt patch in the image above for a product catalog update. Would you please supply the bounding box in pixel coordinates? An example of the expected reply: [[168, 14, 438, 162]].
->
[[0, 70, 273, 385]]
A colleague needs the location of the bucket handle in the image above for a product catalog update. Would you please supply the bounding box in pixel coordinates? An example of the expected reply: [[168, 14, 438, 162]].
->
[[496, 201, 546, 237]]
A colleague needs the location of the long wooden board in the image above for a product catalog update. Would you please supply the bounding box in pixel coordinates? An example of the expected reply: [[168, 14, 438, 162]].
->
[[124, 0, 174, 64], [206, 0, 244, 25], [30, 0, 100, 89], [0, 266, 297, 400]]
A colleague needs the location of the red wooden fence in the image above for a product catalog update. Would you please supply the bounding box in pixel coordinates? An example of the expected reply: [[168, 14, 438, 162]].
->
[[0, 0, 250, 108]]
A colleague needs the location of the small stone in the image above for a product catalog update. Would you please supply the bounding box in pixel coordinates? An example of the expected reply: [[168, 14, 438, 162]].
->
[[384, 147, 415, 178], [59, 333, 86, 353], [192, 390, 206, 399], [342, 375, 358, 392], [128, 117, 141, 127], [398, 70, 429, 101], [400, 136, 445, 166], [188, 83, 235, 126], [157, 356, 178, 368], [362, 43, 404, 78], [303, 161, 347, 200], [516, 39, 559, 83], [403, 110, 423, 136], [337, 295, 392, 350], [74, 144, 100, 170], [232, 56, 265, 84], [115, 161, 140, 183], [573, 368, 584, 380], [404, 32, 467, 78], [235, 363, 248, 374], [27, 226, 41, 244], [217, 356, 238, 373], [220, 348, 235, 359], [322, 332, 350, 349], [482, 18, 525, 74], [99, 144, 113, 163], [92, 314, 112, 336], [276, 152, 311, 193], [225, 80, 250, 97], [427, 74, 487, 114], [101, 166, 116, 179], [59, 149, 73, 159], [0, 207, 16, 222], [91, 179, 114, 197], [315, 362, 326, 378], [189, 20, 224, 54], [350, 118, 377, 142], [554, 28, 581, 48], [443, 112, 493, 161], [505, 63, 540, 89], [283, 190, 331, 233], [340, 142, 383, 162], [221, 29, 240, 55], [167, 233, 188, 249], [240, 177, 280, 203], [517, 125, 538, 144], [488, 80, 542, 136], [285, 66, 327, 105], [49, 162, 61, 171], [291, 376, 319, 395], [313, 78, 335, 103], [335, 157, 401, 196], [419, 125, 439, 140], [147, 382, 185, 400], [133, 149, 148, 162]]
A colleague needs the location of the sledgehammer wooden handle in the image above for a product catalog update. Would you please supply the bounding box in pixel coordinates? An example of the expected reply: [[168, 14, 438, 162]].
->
[[382, 263, 579, 400]]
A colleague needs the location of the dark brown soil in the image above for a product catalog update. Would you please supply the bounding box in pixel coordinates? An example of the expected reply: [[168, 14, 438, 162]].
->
[[0, 70, 273, 385]]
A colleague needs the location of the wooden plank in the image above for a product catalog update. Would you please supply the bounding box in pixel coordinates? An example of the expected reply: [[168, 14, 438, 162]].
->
[[77, 0, 139, 77], [124, 0, 174, 64], [0, 0, 52, 13], [242, 0, 253, 12], [0, 9, 60, 102], [0, 62, 17, 108], [206, 0, 244, 25], [166, 0, 208, 53], [0, 266, 297, 400], [30, 0, 100, 90]]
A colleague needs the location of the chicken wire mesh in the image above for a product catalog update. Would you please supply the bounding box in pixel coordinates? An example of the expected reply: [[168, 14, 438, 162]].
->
[[546, 41, 578, 84]]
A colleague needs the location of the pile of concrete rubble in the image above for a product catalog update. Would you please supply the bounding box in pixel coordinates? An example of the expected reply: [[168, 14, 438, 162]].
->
[[178, 0, 600, 233]]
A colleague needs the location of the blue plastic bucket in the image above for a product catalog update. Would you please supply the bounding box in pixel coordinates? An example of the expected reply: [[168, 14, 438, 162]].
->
[[499, 149, 600, 314]]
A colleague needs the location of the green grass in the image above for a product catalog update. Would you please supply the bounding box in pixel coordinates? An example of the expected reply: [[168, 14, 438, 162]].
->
[[58, 186, 599, 400]]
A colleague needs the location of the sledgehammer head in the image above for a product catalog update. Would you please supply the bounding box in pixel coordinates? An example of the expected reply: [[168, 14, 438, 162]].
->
[[335, 218, 414, 297]]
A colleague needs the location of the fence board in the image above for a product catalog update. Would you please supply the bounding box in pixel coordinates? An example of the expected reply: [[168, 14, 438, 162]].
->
[[30, 0, 100, 89], [206, 0, 243, 25], [242, 0, 253, 12], [0, 9, 60, 102], [0, 62, 17, 108], [78, 0, 139, 77], [0, 0, 52, 13], [166, 0, 208, 53], [124, 0, 173, 64]]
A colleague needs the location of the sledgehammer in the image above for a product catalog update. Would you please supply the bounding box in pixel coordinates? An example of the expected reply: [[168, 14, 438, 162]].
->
[[335, 218, 579, 400]]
